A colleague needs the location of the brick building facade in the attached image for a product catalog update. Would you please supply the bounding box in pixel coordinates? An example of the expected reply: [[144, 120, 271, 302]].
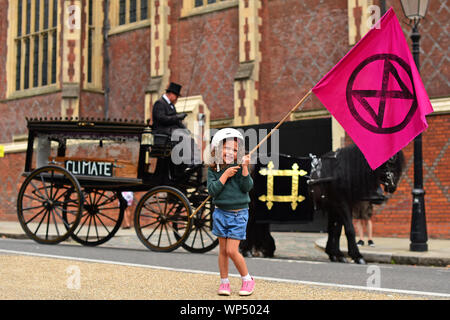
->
[[0, 0, 448, 238]]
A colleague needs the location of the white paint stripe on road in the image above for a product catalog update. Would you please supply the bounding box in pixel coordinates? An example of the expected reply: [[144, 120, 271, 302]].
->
[[1, 248, 449, 298]]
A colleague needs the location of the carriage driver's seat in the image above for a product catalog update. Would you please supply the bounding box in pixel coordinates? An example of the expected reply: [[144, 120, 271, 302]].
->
[[150, 129, 204, 182], [149, 132, 173, 158]]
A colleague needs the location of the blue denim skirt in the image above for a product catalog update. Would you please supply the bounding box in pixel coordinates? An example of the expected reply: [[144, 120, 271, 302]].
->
[[212, 207, 249, 240]]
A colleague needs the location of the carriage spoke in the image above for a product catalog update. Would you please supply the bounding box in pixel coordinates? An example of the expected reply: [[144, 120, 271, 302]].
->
[[53, 188, 72, 205], [85, 215, 93, 242], [155, 223, 163, 247], [94, 190, 106, 206], [23, 193, 46, 203], [30, 180, 47, 200], [140, 220, 159, 229], [163, 223, 172, 246], [45, 206, 51, 240], [25, 206, 47, 225], [74, 213, 91, 236], [22, 204, 46, 211], [53, 206, 73, 228], [39, 173, 51, 200], [94, 214, 111, 234], [199, 227, 207, 248], [33, 209, 49, 235], [163, 195, 169, 215], [190, 227, 199, 247], [96, 194, 115, 208], [146, 222, 162, 241], [49, 170, 55, 201], [142, 204, 161, 216], [202, 228, 215, 242], [166, 221, 187, 238], [50, 208, 61, 237], [141, 213, 159, 220], [96, 211, 119, 223], [155, 196, 164, 214], [92, 214, 100, 241]]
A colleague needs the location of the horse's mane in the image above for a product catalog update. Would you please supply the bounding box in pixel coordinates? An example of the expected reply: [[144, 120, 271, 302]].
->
[[322, 144, 379, 202]]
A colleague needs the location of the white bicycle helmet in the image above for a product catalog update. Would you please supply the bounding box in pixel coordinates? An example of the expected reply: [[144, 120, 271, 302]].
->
[[211, 128, 244, 149], [210, 128, 245, 171]]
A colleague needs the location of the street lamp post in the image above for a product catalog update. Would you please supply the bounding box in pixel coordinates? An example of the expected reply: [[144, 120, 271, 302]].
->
[[400, 0, 429, 252]]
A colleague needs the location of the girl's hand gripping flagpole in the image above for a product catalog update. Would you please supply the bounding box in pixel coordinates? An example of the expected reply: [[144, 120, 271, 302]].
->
[[190, 90, 312, 218]]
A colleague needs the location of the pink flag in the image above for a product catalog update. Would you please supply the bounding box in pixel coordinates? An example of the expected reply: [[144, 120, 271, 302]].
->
[[312, 8, 433, 169]]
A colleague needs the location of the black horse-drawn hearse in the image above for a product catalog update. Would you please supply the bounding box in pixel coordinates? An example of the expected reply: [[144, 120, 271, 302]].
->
[[17, 118, 217, 253]]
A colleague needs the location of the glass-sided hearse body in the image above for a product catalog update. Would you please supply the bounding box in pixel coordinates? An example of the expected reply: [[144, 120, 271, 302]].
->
[[17, 118, 216, 253]]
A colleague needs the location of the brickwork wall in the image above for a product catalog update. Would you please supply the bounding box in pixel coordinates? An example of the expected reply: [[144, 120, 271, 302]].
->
[[0, 152, 26, 221], [169, 2, 239, 121], [0, 93, 62, 143], [79, 91, 107, 119], [107, 28, 150, 121], [259, 0, 349, 122]]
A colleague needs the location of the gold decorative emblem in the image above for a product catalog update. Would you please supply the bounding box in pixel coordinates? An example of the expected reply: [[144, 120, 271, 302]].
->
[[258, 161, 307, 210]]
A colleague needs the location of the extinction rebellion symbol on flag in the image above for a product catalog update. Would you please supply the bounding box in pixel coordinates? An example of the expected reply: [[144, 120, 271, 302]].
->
[[346, 53, 417, 134]]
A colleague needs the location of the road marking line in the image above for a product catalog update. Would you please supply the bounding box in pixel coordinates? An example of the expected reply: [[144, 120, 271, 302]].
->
[[0, 248, 449, 298]]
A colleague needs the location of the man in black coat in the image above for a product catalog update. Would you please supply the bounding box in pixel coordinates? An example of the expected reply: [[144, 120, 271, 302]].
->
[[152, 82, 187, 139], [152, 82, 202, 172]]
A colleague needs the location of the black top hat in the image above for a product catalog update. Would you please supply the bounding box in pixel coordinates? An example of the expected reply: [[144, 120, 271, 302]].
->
[[166, 82, 182, 96]]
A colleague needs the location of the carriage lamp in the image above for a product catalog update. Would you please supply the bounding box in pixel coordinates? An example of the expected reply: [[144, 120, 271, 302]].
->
[[400, 0, 429, 252], [141, 126, 154, 146]]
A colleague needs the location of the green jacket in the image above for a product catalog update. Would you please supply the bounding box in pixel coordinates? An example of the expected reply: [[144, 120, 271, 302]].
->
[[207, 165, 253, 210]]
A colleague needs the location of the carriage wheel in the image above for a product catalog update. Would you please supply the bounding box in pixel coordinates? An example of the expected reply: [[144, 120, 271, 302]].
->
[[63, 189, 125, 246], [178, 194, 218, 253], [134, 186, 192, 252], [16, 166, 83, 244]]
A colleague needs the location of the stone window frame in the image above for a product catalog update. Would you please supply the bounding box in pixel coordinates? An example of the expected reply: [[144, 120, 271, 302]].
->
[[109, 0, 150, 36], [181, 0, 238, 18], [6, 0, 61, 100], [83, 0, 104, 91]]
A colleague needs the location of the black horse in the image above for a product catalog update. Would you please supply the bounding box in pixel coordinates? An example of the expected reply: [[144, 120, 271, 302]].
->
[[307, 144, 405, 264]]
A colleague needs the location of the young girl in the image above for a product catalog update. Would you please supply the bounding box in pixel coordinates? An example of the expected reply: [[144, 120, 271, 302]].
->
[[207, 128, 255, 296]]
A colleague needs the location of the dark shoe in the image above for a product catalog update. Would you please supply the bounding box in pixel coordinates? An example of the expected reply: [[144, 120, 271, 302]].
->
[[354, 257, 367, 265], [357, 240, 364, 246], [337, 256, 348, 263], [241, 250, 252, 258], [368, 240, 375, 247], [329, 255, 338, 262]]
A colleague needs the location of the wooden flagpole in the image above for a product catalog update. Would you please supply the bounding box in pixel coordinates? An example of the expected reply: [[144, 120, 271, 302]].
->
[[190, 90, 312, 218]]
